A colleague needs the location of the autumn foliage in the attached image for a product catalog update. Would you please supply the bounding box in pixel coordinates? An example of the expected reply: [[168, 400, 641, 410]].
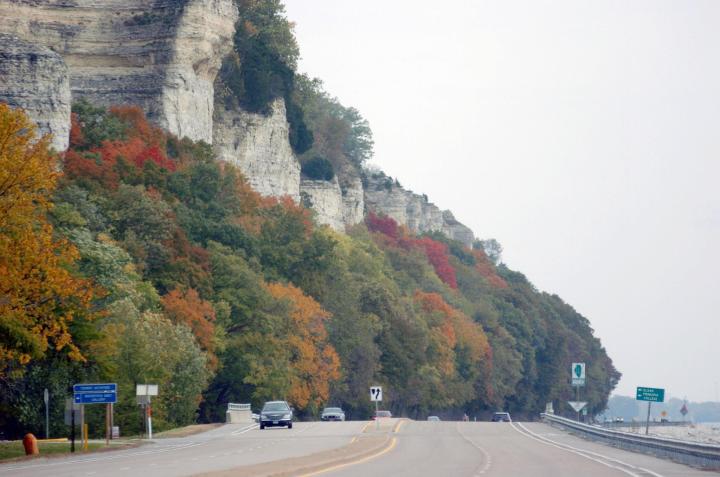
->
[[161, 288, 218, 368], [0, 103, 97, 371], [366, 212, 458, 288], [472, 249, 508, 289], [266, 283, 340, 409]]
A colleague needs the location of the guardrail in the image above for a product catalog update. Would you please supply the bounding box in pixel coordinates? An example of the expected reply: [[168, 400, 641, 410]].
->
[[541, 413, 720, 470], [600, 420, 691, 429]]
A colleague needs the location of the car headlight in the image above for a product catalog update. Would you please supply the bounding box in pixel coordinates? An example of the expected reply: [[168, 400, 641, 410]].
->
[[283, 413, 291, 419]]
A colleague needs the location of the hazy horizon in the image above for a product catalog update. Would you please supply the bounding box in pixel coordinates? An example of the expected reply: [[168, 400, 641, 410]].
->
[[284, 0, 720, 402]]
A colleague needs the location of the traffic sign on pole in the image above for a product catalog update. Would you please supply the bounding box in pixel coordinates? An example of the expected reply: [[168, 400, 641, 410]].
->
[[571, 363, 586, 386], [73, 383, 117, 404], [568, 401, 587, 412], [370, 386, 382, 402], [636, 387, 665, 402]]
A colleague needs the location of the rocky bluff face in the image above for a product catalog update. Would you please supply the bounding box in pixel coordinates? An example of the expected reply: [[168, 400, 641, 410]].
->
[[0, 0, 475, 242], [0, 0, 238, 144], [0, 34, 71, 151]]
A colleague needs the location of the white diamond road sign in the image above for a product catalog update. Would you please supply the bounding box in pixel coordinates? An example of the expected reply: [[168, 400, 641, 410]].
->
[[370, 386, 382, 402], [572, 362, 586, 386]]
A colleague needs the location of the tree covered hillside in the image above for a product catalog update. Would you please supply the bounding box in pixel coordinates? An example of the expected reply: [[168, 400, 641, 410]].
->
[[0, 100, 619, 438]]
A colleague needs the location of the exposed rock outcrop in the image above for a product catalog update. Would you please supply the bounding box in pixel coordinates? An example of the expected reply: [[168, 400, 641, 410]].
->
[[213, 98, 301, 201], [300, 177, 344, 231], [340, 175, 365, 227], [442, 211, 475, 247], [0, 34, 71, 151], [364, 174, 475, 247], [0, 0, 238, 145]]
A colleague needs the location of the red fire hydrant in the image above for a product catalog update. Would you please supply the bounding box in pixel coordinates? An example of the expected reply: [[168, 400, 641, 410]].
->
[[23, 433, 39, 455]]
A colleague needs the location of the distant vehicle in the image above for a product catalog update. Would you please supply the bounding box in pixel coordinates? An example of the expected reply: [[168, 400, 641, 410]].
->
[[373, 410, 392, 420], [259, 401, 293, 429], [491, 412, 512, 422], [614, 417, 624, 423], [427, 416, 441, 422], [321, 407, 346, 421]]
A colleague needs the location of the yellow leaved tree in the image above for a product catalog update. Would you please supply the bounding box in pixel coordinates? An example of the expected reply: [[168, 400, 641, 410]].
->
[[0, 103, 95, 374]]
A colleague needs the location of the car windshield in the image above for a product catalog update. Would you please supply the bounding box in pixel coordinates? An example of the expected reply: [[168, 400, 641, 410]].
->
[[493, 412, 509, 417], [323, 408, 342, 413], [263, 402, 289, 412], [376, 411, 391, 417]]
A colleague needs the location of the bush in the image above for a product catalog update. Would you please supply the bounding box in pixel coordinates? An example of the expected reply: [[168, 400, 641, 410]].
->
[[301, 157, 334, 181]]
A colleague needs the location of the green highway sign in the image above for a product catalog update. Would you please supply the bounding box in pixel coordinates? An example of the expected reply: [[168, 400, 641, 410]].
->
[[571, 362, 586, 386], [636, 387, 665, 402]]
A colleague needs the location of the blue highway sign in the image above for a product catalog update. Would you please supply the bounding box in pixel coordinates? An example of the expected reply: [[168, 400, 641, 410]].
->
[[73, 383, 117, 393], [73, 383, 117, 404], [74, 392, 117, 404]]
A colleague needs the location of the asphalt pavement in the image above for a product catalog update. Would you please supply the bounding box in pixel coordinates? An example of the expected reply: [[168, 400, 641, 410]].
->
[[1, 420, 718, 477]]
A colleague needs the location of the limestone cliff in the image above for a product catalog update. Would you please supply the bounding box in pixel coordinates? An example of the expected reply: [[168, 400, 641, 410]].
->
[[0, 34, 70, 151], [364, 174, 475, 247], [0, 0, 237, 144], [300, 177, 344, 231], [340, 175, 365, 228], [213, 98, 301, 201]]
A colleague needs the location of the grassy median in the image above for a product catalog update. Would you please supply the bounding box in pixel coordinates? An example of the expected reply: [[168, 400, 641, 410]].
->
[[0, 441, 103, 461]]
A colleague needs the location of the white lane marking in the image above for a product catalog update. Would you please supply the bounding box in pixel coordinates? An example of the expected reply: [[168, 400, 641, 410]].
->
[[455, 422, 492, 475], [511, 422, 658, 477], [516, 423, 664, 477], [231, 424, 259, 435]]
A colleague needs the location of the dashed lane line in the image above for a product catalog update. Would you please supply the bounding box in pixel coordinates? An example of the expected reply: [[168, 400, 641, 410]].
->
[[231, 423, 259, 435]]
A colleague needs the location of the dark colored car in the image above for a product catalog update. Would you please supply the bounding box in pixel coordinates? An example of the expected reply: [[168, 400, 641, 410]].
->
[[372, 410, 392, 420], [259, 401, 293, 429], [321, 407, 346, 421], [491, 412, 512, 422]]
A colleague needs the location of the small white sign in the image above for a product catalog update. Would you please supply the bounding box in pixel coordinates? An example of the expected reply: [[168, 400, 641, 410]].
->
[[568, 401, 588, 412], [136, 384, 159, 396], [370, 386, 382, 402]]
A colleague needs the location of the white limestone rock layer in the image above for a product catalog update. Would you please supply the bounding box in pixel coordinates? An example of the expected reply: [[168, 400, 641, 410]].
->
[[0, 34, 70, 151], [213, 98, 301, 201], [0, 0, 238, 144], [364, 175, 475, 247], [300, 177, 344, 231]]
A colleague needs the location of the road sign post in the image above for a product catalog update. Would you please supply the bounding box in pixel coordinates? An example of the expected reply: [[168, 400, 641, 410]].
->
[[43, 388, 49, 439], [636, 387, 665, 435], [571, 363, 586, 421], [370, 386, 382, 430], [136, 384, 158, 439], [73, 383, 117, 448]]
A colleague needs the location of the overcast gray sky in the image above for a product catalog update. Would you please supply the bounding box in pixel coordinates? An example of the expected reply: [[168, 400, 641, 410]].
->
[[284, 0, 720, 403]]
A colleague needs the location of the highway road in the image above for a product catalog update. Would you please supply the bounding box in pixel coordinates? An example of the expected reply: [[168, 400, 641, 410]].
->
[[1, 420, 718, 476]]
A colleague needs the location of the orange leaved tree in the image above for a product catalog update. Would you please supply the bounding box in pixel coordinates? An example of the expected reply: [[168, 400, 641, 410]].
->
[[0, 104, 96, 373], [266, 283, 340, 411]]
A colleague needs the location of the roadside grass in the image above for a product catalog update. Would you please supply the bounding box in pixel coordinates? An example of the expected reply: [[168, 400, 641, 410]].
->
[[0, 441, 103, 461], [151, 423, 222, 439]]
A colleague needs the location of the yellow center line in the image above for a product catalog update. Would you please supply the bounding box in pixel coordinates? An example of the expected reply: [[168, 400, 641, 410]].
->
[[298, 437, 398, 477]]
